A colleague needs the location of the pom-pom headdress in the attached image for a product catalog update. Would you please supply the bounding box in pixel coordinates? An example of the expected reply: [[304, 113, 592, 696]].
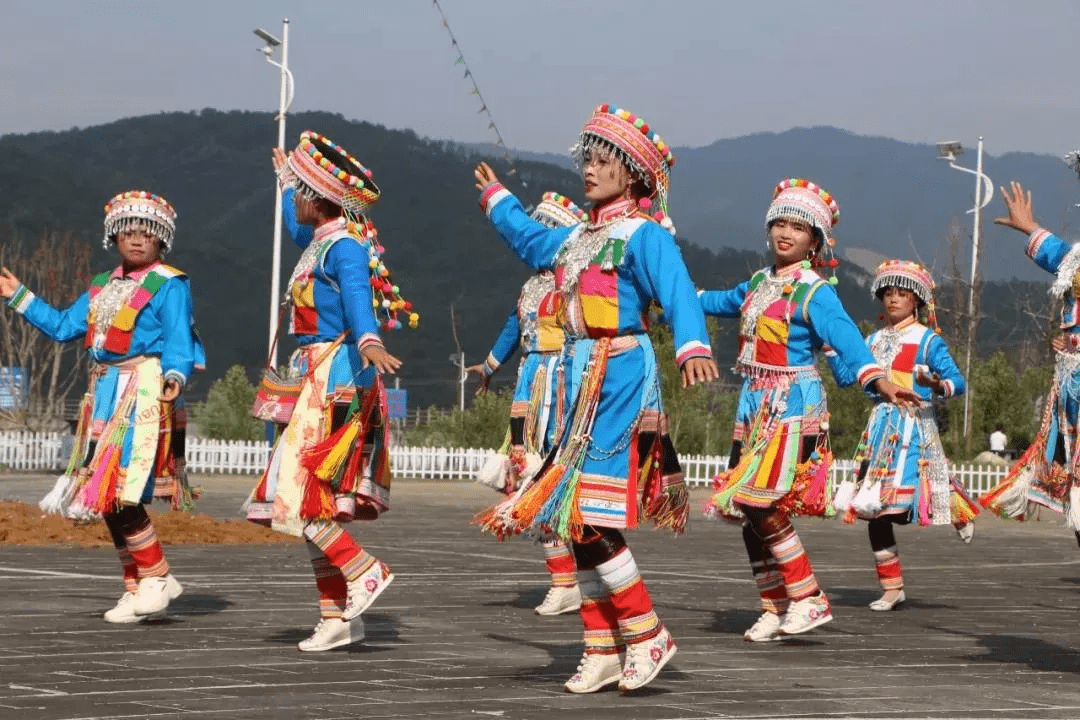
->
[[284, 131, 380, 217], [872, 259, 939, 332], [766, 178, 841, 283], [103, 191, 177, 253], [283, 131, 417, 332], [572, 104, 677, 233], [530, 192, 586, 228]]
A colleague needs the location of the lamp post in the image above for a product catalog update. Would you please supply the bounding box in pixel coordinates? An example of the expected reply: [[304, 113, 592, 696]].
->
[[254, 20, 295, 368], [936, 138, 993, 453], [448, 353, 466, 412]]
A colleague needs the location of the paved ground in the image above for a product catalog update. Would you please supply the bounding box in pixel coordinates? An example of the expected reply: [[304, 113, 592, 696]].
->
[[2, 475, 1080, 719]]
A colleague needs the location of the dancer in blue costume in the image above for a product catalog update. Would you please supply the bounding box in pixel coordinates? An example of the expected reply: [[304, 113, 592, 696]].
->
[[474, 103, 718, 693], [1, 190, 204, 623], [981, 171, 1080, 546], [469, 192, 586, 617], [248, 132, 415, 652], [831, 260, 978, 613], [700, 179, 919, 642]]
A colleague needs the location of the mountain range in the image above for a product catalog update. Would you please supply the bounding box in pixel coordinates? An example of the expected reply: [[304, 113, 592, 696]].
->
[[0, 111, 1066, 406]]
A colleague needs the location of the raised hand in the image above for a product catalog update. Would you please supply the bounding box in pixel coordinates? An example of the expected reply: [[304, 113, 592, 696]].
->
[[361, 345, 403, 375], [0, 267, 21, 299], [994, 181, 1039, 235], [272, 147, 287, 173], [474, 161, 499, 192], [680, 357, 720, 388]]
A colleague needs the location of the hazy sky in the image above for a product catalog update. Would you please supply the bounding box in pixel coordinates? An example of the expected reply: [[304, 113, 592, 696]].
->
[[2, 0, 1077, 156]]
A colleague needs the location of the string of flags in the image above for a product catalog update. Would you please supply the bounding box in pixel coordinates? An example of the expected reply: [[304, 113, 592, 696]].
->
[[432, 0, 525, 187]]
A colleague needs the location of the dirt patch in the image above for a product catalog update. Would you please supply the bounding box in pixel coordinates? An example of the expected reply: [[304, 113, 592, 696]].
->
[[0, 502, 295, 547]]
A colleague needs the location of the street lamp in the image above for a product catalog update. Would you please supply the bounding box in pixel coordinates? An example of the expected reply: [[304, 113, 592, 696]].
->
[[254, 20, 295, 368], [936, 137, 993, 452]]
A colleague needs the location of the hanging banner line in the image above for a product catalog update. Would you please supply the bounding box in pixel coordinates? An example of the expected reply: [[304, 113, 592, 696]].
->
[[432, 0, 523, 183]]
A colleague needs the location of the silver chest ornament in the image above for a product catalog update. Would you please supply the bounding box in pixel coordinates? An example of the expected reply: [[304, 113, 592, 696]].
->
[[89, 277, 139, 349]]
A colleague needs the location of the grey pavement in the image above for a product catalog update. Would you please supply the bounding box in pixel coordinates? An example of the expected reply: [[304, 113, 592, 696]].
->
[[1, 475, 1080, 719]]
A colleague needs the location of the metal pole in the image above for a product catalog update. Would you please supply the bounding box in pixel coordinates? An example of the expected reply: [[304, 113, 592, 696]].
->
[[961, 136, 984, 453], [267, 18, 290, 369], [458, 351, 466, 412]]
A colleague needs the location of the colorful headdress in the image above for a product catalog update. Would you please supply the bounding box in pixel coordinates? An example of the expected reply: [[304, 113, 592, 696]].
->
[[572, 104, 677, 233], [284, 131, 381, 217], [284, 131, 417, 332], [872, 259, 939, 332], [530, 192, 586, 228], [766, 178, 841, 281], [103, 191, 177, 253]]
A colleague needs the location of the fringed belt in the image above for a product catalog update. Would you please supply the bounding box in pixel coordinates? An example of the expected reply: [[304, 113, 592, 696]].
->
[[735, 360, 820, 389]]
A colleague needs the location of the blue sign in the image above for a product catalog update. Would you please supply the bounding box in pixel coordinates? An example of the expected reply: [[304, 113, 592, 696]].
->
[[0, 367, 27, 409], [386, 389, 407, 420]]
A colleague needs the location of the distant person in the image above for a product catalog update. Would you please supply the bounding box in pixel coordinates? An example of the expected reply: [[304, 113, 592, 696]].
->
[[829, 261, 978, 615], [699, 180, 920, 642], [981, 172, 1080, 546], [247, 132, 414, 652], [0, 191, 204, 623], [989, 424, 1008, 458], [467, 193, 586, 618], [473, 103, 719, 693]]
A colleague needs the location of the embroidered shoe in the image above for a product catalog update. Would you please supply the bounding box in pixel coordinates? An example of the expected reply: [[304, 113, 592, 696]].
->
[[869, 589, 906, 612], [564, 651, 622, 694], [342, 561, 395, 620], [743, 611, 782, 642], [298, 617, 365, 652], [779, 593, 833, 635], [619, 626, 677, 691], [956, 522, 975, 544], [535, 585, 582, 616], [104, 591, 164, 623]]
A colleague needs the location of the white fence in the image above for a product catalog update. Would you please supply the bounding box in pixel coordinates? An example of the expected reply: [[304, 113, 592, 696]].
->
[[0, 431, 1014, 495]]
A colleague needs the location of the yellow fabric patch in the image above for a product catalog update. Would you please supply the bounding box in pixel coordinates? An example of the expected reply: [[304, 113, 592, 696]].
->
[[113, 305, 139, 331], [890, 369, 914, 390], [292, 281, 315, 308], [757, 314, 789, 345], [580, 293, 618, 331]]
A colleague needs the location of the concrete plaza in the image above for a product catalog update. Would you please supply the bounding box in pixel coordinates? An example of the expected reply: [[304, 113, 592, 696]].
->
[[1, 475, 1079, 719]]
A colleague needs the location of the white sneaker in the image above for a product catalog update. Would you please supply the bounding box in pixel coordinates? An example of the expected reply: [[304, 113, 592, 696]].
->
[[133, 576, 174, 616], [564, 651, 622, 694], [956, 522, 975, 544], [297, 617, 365, 652], [105, 591, 166, 623], [342, 561, 394, 620], [619, 626, 677, 691], [779, 594, 833, 635], [535, 585, 582, 615], [743, 611, 782, 642]]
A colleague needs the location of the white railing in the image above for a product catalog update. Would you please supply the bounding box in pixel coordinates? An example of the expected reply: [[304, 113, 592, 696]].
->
[[0, 431, 1013, 494]]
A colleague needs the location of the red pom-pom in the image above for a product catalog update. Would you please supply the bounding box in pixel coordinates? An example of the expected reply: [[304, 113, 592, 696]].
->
[[638, 197, 651, 209], [404, 301, 413, 311], [828, 258, 839, 268]]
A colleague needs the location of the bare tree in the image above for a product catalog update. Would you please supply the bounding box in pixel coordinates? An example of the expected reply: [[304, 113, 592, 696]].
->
[[0, 230, 92, 430]]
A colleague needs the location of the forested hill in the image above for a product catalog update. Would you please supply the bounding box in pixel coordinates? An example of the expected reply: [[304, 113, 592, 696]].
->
[[0, 111, 1056, 406]]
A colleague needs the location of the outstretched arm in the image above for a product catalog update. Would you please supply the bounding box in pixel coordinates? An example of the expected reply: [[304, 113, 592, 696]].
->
[[474, 162, 570, 270], [2, 267, 90, 343]]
